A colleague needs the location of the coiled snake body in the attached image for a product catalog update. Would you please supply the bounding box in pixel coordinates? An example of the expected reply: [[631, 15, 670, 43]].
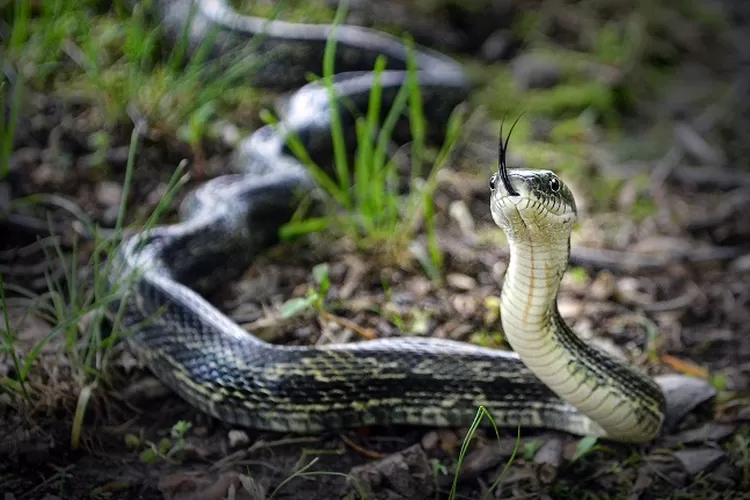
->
[[112, 0, 703, 443]]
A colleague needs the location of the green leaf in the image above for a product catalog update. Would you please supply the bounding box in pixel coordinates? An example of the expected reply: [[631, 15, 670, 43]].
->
[[312, 263, 330, 294], [158, 437, 171, 454], [171, 420, 192, 439], [571, 436, 599, 462], [279, 297, 315, 319], [139, 448, 158, 464], [124, 434, 142, 449], [523, 439, 542, 460], [280, 217, 331, 240]]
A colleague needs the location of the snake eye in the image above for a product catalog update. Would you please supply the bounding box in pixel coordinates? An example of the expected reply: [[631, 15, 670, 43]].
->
[[549, 177, 561, 193], [490, 173, 497, 191]]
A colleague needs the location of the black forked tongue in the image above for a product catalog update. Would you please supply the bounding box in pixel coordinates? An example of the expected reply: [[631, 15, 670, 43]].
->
[[498, 114, 523, 197]]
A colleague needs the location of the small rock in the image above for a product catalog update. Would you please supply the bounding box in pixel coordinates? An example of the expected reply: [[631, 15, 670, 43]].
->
[[533, 436, 564, 484], [420, 431, 439, 451], [456, 443, 508, 480], [481, 29, 513, 61], [615, 277, 652, 305], [437, 429, 460, 454], [121, 377, 171, 401], [511, 53, 563, 90], [347, 444, 433, 500], [673, 448, 726, 475], [31, 163, 65, 185], [446, 273, 477, 291], [557, 298, 583, 319], [590, 271, 616, 301], [100, 204, 121, 227], [448, 200, 475, 237], [731, 254, 750, 272], [95, 181, 123, 207], [212, 120, 241, 146], [654, 374, 717, 433], [228, 429, 250, 449]]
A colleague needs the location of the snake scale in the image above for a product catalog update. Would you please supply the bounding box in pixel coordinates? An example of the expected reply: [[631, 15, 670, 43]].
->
[[111, 0, 713, 443]]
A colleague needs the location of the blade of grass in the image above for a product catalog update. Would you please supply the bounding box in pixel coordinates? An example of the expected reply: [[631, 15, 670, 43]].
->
[[404, 35, 426, 182], [449, 406, 520, 500], [0, 270, 31, 402], [355, 55, 387, 223], [322, 0, 351, 206]]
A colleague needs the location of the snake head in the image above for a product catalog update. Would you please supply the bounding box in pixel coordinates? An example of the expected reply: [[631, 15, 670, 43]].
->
[[489, 120, 577, 241], [490, 169, 577, 242]]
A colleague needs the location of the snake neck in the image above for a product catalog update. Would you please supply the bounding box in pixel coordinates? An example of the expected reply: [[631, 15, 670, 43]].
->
[[500, 235, 665, 442], [500, 237, 569, 343]]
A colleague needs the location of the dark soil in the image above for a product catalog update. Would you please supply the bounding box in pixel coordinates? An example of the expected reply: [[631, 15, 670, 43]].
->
[[2, 1, 750, 499]]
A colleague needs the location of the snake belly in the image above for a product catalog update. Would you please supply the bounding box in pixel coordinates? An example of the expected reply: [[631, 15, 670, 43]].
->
[[110, 0, 666, 442]]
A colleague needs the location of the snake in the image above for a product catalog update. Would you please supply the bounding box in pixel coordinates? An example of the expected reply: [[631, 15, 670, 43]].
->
[[110, 0, 711, 444]]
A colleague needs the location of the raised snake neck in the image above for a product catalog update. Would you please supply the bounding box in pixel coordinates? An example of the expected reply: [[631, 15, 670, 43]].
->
[[111, 0, 667, 443]]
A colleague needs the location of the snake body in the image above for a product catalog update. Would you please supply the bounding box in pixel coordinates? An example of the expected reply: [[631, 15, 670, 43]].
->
[[112, 0, 667, 443]]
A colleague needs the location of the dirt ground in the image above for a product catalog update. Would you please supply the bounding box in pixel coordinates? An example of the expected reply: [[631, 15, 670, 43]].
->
[[2, 0, 750, 499]]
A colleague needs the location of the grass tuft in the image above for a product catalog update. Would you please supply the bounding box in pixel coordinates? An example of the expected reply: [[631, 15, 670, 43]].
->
[[449, 406, 521, 500], [0, 124, 187, 427], [271, 1, 466, 279]]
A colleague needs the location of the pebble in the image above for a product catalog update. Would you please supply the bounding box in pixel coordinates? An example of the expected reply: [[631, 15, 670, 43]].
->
[[95, 180, 123, 207], [437, 428, 460, 454], [673, 448, 726, 475], [421, 430, 439, 451], [480, 29, 513, 61], [31, 163, 65, 185], [731, 253, 750, 272], [510, 53, 563, 90], [100, 204, 121, 227], [228, 429, 250, 448], [557, 297, 583, 319], [446, 273, 477, 291], [615, 277, 651, 304], [589, 271, 616, 301], [448, 200, 475, 237], [121, 377, 171, 401]]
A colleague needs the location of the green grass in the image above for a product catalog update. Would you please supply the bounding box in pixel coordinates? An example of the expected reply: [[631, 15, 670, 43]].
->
[[0, 0, 463, 429], [0, 0, 279, 163], [0, 0, 464, 460], [0, 0, 28, 179], [0, 125, 187, 448], [2, 0, 747, 498], [449, 407, 522, 500], [263, 1, 466, 281]]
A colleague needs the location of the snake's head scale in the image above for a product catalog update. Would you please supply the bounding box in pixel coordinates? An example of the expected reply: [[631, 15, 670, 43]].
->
[[489, 120, 577, 242]]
